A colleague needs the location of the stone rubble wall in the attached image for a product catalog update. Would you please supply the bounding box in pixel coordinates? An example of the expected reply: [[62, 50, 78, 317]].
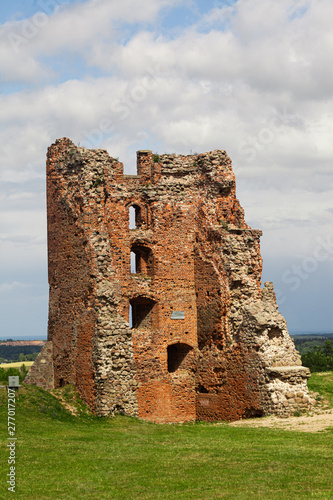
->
[[93, 316, 138, 416], [24, 341, 54, 391], [237, 283, 313, 416], [261, 366, 312, 416]]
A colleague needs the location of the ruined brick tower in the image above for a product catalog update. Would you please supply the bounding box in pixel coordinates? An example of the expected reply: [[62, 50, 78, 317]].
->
[[31, 137, 313, 422]]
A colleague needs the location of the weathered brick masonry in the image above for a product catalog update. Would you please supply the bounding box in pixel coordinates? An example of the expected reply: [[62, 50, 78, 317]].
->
[[30, 138, 313, 422]]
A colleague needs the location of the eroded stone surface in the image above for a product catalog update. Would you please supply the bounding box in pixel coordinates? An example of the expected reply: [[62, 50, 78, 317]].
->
[[24, 342, 54, 391], [29, 138, 313, 421]]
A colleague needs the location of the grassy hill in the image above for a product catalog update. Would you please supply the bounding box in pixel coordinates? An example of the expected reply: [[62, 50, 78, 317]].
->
[[0, 379, 332, 499]]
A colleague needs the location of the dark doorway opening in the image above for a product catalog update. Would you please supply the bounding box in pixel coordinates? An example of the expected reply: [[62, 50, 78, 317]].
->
[[130, 297, 156, 329], [167, 343, 193, 373]]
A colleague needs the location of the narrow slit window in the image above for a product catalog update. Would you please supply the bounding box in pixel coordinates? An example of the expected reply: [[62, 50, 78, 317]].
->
[[129, 206, 136, 229], [129, 303, 133, 328], [130, 251, 137, 273], [129, 205, 141, 229]]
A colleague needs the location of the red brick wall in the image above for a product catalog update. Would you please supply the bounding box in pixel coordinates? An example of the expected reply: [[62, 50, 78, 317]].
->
[[47, 159, 96, 408]]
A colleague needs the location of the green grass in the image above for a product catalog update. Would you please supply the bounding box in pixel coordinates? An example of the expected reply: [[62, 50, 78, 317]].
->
[[0, 380, 332, 500], [308, 371, 333, 407]]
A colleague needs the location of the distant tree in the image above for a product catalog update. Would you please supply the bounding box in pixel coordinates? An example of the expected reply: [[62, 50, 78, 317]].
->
[[0, 367, 7, 382], [323, 340, 333, 357], [301, 341, 333, 372], [0, 364, 29, 383], [20, 364, 28, 380]]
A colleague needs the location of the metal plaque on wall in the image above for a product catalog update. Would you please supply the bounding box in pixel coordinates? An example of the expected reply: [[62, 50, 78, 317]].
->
[[171, 311, 185, 320]]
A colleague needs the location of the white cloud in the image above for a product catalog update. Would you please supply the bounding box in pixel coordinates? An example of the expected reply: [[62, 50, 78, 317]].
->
[[0, 281, 33, 293], [0, 0, 180, 84], [0, 0, 332, 334]]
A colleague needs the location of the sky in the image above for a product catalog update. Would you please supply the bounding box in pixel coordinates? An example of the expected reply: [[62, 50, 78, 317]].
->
[[0, 0, 332, 339]]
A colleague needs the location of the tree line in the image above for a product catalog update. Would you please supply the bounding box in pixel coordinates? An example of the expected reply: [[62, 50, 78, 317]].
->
[[301, 340, 333, 372], [0, 345, 42, 362]]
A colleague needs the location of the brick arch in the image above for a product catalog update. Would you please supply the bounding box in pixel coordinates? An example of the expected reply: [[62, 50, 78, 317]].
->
[[125, 200, 145, 209], [128, 289, 157, 301]]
